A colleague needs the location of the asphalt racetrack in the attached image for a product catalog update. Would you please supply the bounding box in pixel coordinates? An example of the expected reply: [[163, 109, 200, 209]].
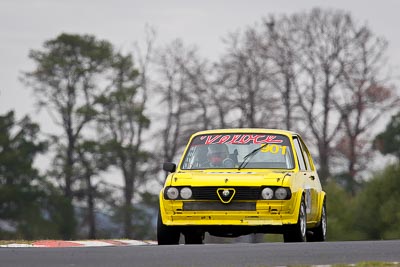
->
[[1, 240, 400, 267]]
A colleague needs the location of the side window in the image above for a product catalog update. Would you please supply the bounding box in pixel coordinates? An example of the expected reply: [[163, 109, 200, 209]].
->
[[293, 137, 306, 171], [299, 139, 313, 171]]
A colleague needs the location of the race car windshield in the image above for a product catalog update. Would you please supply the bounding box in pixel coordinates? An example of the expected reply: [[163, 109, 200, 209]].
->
[[180, 133, 295, 170]]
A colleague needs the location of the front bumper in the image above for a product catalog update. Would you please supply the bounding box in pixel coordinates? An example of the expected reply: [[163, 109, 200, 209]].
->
[[160, 193, 301, 226]]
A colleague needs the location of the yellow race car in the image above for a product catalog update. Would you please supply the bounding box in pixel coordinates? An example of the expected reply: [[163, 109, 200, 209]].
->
[[158, 129, 326, 244]]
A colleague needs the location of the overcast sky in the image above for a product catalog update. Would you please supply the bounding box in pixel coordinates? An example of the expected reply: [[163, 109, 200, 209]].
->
[[1, 0, 400, 134]]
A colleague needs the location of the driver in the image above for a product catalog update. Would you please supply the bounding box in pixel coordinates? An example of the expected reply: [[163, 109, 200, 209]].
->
[[205, 144, 231, 167]]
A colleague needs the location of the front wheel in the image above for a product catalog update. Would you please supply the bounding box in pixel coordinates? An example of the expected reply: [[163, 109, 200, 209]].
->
[[157, 211, 180, 245], [283, 198, 307, 243]]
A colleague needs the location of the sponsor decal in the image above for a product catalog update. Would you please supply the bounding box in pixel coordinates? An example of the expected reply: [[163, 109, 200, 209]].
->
[[199, 134, 283, 145]]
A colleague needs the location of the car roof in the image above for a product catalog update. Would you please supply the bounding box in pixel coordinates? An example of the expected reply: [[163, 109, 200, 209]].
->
[[191, 128, 298, 137]]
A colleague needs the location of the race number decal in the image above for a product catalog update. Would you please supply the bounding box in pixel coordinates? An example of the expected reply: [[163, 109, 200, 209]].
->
[[261, 144, 287, 155]]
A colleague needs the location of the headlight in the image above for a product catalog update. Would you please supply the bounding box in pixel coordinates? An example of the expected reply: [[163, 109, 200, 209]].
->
[[180, 187, 192, 199], [275, 187, 288, 200], [166, 187, 179, 200], [261, 187, 274, 200]]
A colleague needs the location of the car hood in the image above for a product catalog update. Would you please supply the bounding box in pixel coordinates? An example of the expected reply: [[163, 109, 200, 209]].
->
[[169, 170, 292, 187]]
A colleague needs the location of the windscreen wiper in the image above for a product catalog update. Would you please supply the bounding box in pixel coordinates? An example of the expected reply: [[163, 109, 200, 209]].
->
[[238, 143, 269, 170]]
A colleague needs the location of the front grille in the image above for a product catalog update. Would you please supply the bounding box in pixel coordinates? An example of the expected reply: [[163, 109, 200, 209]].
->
[[183, 202, 256, 211], [192, 186, 261, 201]]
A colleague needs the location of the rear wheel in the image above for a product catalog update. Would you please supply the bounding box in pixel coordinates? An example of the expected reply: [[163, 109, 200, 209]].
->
[[307, 201, 327, 242], [157, 211, 180, 245], [283, 198, 307, 243]]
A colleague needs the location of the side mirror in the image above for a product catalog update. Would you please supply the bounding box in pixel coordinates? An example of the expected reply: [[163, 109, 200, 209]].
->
[[163, 162, 176, 173]]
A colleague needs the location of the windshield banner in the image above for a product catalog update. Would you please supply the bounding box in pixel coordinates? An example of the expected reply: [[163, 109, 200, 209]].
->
[[193, 134, 285, 145]]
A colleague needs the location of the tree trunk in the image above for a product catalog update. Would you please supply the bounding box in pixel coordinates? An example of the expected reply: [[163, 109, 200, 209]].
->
[[63, 136, 76, 240], [65, 140, 74, 199], [86, 173, 96, 239], [123, 173, 134, 239], [347, 136, 358, 196], [318, 145, 330, 185]]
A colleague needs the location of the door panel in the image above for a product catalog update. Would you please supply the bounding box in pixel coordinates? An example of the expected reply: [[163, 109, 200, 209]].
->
[[293, 136, 319, 222]]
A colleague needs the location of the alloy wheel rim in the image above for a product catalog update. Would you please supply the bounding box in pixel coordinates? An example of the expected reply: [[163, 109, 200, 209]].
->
[[300, 204, 306, 238], [321, 206, 327, 238]]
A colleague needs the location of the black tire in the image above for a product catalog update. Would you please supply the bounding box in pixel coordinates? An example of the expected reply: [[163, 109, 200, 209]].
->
[[307, 201, 327, 242], [283, 198, 307, 243], [184, 230, 204, 245], [157, 211, 180, 245]]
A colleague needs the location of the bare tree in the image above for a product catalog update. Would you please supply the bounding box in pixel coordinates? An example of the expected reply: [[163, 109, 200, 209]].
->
[[175, 49, 214, 130], [133, 26, 156, 149], [277, 8, 399, 187], [333, 25, 399, 193], [291, 9, 356, 183], [215, 29, 280, 128], [217, 8, 399, 188], [154, 39, 213, 164], [261, 15, 301, 130]]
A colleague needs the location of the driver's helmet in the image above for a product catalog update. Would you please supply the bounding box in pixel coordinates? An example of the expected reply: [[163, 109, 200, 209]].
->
[[207, 144, 229, 166]]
